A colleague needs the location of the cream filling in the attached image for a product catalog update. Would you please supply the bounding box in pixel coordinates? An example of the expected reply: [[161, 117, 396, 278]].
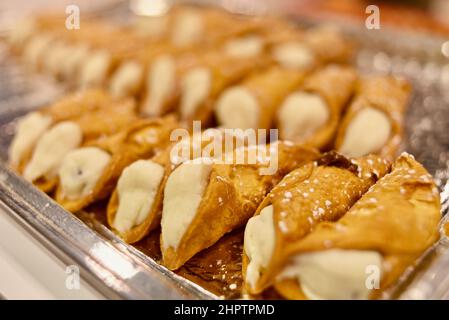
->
[[8, 19, 36, 48], [113, 160, 165, 234], [339, 107, 391, 158], [58, 147, 111, 200], [79, 50, 112, 88], [61, 44, 90, 79], [134, 15, 169, 38], [9, 112, 53, 166], [109, 61, 143, 98], [278, 91, 329, 141], [141, 55, 176, 116], [215, 86, 259, 129], [161, 160, 212, 250], [179, 67, 211, 119], [272, 42, 315, 70], [43, 41, 70, 75], [23, 34, 53, 69], [244, 205, 276, 289], [23, 121, 82, 182], [171, 10, 203, 46], [224, 36, 264, 58], [279, 249, 383, 300]]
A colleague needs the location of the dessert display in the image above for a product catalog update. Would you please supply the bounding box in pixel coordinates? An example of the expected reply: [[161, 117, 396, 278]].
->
[[2, 3, 446, 300]]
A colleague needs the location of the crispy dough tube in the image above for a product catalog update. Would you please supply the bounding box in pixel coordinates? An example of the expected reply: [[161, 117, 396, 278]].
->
[[220, 18, 302, 59], [302, 26, 354, 65], [161, 142, 320, 270], [18, 98, 137, 193], [270, 25, 353, 72], [78, 33, 153, 89], [106, 127, 254, 243], [215, 66, 306, 130], [335, 76, 411, 159], [20, 20, 126, 74], [242, 152, 391, 295], [276, 65, 357, 149], [139, 33, 265, 118], [138, 19, 275, 117], [8, 14, 66, 52], [30, 21, 121, 77], [108, 42, 182, 99], [168, 5, 265, 48], [178, 51, 270, 125], [41, 89, 114, 122], [139, 49, 194, 117], [9, 89, 118, 171], [273, 153, 441, 300], [107, 149, 172, 243], [55, 116, 179, 212]]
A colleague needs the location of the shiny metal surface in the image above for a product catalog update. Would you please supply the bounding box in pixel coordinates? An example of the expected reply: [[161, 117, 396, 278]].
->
[[0, 3, 448, 299], [0, 163, 215, 299]]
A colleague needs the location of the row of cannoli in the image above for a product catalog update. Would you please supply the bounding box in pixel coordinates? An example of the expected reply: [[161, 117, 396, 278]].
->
[[216, 65, 410, 160], [243, 152, 441, 299], [7, 5, 354, 123]]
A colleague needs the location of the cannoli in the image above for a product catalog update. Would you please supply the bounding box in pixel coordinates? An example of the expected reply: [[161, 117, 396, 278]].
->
[[20, 20, 118, 75], [271, 25, 354, 72], [276, 65, 357, 149], [9, 89, 118, 171], [178, 51, 270, 125], [108, 42, 177, 99], [8, 14, 63, 52], [18, 97, 137, 193], [215, 66, 307, 130], [140, 43, 250, 116], [160, 142, 320, 270], [55, 116, 179, 213], [272, 153, 441, 300], [106, 127, 254, 243], [335, 76, 411, 159], [242, 152, 391, 295], [77, 29, 153, 89], [168, 6, 265, 48], [139, 29, 270, 118], [221, 18, 301, 59], [109, 10, 268, 102]]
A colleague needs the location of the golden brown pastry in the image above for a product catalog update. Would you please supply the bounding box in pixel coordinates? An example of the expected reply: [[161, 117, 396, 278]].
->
[[215, 66, 307, 130], [109, 5, 272, 100], [273, 153, 441, 300], [242, 152, 391, 295], [8, 89, 112, 170], [54, 116, 179, 212], [276, 64, 357, 149], [335, 76, 411, 159], [106, 127, 259, 244], [11, 91, 136, 193], [177, 50, 270, 126], [270, 25, 354, 72], [160, 141, 320, 270]]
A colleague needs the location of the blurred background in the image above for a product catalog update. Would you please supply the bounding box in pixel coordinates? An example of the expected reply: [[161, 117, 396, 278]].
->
[[0, 0, 448, 36]]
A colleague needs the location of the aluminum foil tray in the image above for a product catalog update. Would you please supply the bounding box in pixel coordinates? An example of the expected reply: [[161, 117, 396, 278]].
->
[[0, 8, 448, 299]]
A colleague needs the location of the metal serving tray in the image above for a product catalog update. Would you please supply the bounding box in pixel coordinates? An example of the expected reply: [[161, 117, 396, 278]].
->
[[0, 5, 448, 299]]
